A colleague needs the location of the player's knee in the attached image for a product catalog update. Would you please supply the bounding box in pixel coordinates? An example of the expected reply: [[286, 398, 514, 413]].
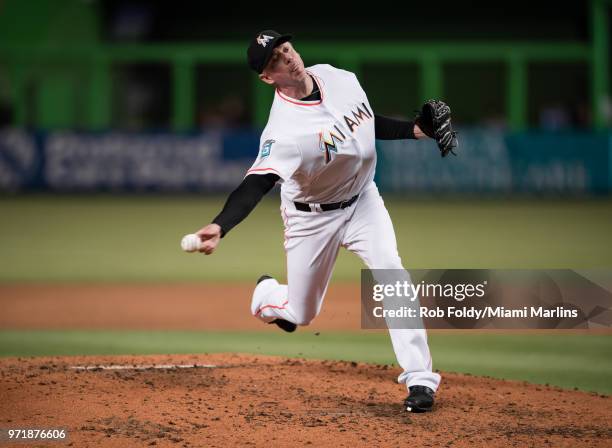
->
[[292, 310, 316, 326], [294, 316, 313, 326], [288, 306, 317, 326], [370, 253, 403, 270]]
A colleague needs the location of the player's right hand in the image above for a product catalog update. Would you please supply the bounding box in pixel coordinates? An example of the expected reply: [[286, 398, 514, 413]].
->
[[195, 223, 222, 255]]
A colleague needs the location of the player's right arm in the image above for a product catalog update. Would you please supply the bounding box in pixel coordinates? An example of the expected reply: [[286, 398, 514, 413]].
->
[[195, 173, 279, 254], [195, 138, 300, 255]]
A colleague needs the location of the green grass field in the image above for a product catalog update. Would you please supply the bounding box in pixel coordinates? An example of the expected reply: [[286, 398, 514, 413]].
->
[[0, 330, 609, 394], [1, 195, 611, 393], [1, 195, 612, 282]]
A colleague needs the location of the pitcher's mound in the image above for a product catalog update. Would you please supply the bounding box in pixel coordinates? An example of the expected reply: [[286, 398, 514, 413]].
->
[[1, 353, 610, 447]]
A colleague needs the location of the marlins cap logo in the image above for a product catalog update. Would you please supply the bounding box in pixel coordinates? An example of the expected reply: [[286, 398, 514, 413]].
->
[[256, 34, 273, 47]]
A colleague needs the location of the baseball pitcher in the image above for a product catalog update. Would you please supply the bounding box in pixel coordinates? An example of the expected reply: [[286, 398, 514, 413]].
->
[[194, 30, 458, 413]]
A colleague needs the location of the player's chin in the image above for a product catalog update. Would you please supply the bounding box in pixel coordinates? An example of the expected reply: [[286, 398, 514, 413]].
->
[[292, 68, 306, 80]]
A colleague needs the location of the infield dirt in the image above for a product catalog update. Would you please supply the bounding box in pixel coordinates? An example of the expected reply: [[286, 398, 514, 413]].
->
[[0, 284, 360, 330], [1, 284, 611, 446], [1, 353, 610, 447]]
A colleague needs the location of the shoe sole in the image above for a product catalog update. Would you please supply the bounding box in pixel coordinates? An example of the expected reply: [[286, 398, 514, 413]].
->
[[405, 405, 432, 413], [270, 319, 297, 333], [257, 274, 273, 285]]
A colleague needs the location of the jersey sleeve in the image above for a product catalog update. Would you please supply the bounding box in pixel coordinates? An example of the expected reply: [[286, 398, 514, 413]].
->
[[246, 138, 301, 181]]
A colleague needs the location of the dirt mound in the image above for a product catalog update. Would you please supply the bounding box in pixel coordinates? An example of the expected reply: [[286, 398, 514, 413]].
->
[[0, 354, 610, 447]]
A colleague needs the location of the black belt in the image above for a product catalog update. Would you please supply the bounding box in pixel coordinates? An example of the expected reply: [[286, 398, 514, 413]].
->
[[294, 194, 359, 212]]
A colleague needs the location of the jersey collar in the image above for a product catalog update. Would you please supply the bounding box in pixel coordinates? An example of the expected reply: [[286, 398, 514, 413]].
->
[[275, 72, 324, 106]]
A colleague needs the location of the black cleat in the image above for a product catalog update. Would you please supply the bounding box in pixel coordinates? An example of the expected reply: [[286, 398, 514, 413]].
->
[[269, 318, 297, 333], [257, 274, 273, 285], [404, 385, 435, 413], [256, 275, 297, 333]]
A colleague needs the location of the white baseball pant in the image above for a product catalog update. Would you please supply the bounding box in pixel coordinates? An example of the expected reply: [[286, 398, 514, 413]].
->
[[251, 182, 441, 391]]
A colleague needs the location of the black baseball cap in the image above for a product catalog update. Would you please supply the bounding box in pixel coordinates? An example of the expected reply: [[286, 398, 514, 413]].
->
[[247, 30, 293, 74]]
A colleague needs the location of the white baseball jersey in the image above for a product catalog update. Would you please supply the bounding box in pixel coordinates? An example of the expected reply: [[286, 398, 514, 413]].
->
[[247, 64, 376, 205], [247, 64, 441, 393]]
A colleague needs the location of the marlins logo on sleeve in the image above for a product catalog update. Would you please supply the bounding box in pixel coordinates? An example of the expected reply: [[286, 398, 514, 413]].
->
[[246, 138, 301, 181]]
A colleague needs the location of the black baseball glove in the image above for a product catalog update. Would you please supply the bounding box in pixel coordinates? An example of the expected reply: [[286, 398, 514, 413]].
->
[[415, 99, 458, 157]]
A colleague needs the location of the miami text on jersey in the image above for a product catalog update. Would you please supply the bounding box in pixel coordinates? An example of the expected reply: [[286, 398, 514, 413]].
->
[[318, 102, 373, 164]]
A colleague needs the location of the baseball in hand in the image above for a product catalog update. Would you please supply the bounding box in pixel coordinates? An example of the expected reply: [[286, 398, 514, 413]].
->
[[181, 234, 202, 253]]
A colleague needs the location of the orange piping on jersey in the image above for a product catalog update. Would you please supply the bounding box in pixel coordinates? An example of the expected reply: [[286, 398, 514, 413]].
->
[[255, 300, 289, 316], [281, 206, 290, 249], [275, 72, 324, 106], [246, 167, 282, 177]]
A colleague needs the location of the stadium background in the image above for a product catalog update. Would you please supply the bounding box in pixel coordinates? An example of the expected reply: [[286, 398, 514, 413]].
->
[[0, 0, 611, 395]]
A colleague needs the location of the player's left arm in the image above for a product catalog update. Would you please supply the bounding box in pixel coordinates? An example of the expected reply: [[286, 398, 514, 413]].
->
[[374, 100, 458, 157], [374, 114, 427, 140]]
